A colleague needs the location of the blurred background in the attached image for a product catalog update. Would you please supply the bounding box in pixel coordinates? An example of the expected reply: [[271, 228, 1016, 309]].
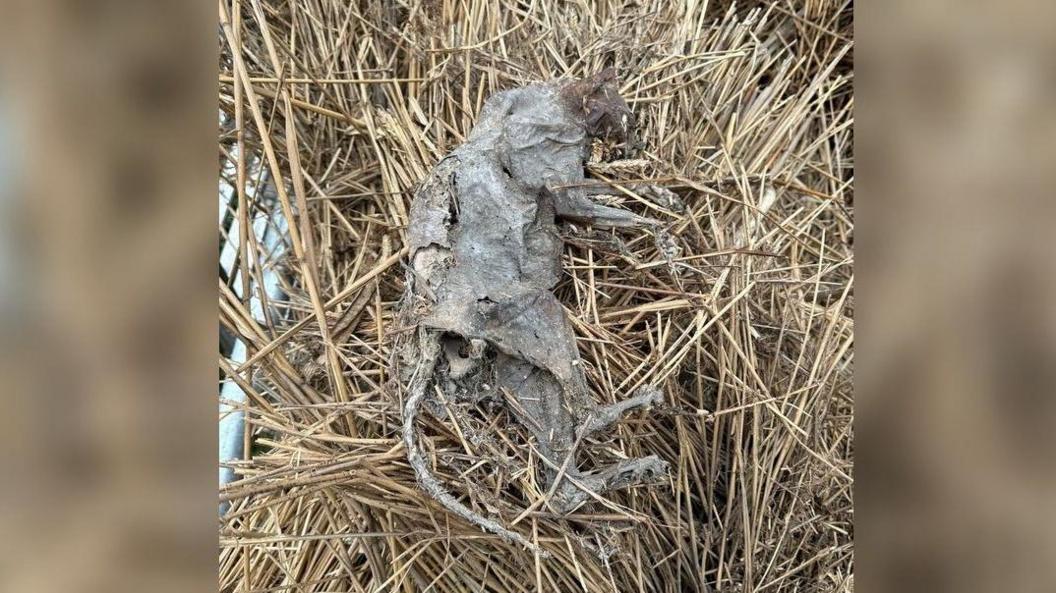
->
[[0, 0, 1051, 592], [858, 1, 1056, 592], [0, 1, 216, 592]]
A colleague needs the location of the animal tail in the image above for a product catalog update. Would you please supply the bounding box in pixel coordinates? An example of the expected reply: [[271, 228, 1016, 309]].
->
[[402, 331, 547, 556]]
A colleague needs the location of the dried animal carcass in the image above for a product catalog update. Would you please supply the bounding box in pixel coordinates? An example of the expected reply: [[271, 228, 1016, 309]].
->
[[397, 70, 668, 552]]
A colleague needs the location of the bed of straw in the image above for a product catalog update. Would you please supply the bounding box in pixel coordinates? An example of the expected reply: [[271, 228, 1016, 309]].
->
[[218, 1, 853, 591]]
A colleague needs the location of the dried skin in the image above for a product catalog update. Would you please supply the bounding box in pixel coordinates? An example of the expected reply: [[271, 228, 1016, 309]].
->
[[398, 74, 667, 552]]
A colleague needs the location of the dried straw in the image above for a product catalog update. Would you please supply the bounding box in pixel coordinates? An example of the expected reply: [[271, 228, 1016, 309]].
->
[[219, 1, 853, 591]]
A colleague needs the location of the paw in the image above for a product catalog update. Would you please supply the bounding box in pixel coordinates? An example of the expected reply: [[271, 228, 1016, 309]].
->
[[549, 456, 670, 513], [633, 384, 664, 407], [604, 455, 669, 488]]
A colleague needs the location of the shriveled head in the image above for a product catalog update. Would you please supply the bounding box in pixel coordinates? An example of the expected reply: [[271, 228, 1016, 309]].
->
[[560, 67, 636, 148]]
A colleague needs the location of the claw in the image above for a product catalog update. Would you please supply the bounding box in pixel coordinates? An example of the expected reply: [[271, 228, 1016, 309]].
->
[[551, 455, 669, 513], [580, 385, 664, 436]]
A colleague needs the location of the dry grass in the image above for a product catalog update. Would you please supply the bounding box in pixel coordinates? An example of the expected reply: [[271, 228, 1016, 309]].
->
[[218, 1, 853, 591]]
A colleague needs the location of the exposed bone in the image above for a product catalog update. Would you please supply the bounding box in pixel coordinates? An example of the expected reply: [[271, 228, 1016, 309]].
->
[[397, 70, 669, 552]]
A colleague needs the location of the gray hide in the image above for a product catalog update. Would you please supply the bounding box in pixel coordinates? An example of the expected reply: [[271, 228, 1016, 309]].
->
[[398, 71, 668, 553]]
